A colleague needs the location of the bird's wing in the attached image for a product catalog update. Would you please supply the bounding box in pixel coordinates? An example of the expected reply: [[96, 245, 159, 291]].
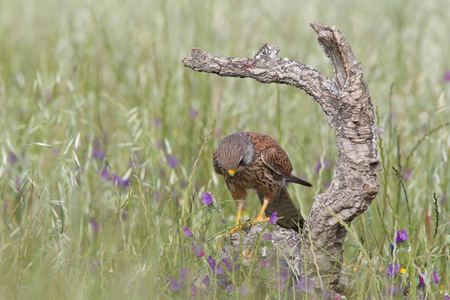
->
[[213, 148, 222, 175], [257, 187, 304, 231], [260, 145, 293, 177]]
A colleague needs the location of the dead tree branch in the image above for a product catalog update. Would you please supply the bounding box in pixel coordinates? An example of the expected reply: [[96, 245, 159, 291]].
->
[[183, 22, 381, 295]]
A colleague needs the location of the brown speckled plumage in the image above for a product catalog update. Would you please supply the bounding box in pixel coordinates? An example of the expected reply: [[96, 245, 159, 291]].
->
[[213, 132, 312, 231]]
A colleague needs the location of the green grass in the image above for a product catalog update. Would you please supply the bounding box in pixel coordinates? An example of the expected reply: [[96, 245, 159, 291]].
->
[[0, 0, 449, 299]]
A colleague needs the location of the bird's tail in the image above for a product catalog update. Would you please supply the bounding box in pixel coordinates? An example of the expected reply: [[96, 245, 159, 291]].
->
[[285, 174, 312, 187], [257, 187, 304, 231]]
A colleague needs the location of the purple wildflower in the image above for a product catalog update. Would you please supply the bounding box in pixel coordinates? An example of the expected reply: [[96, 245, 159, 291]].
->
[[8, 152, 18, 164], [168, 156, 179, 168], [202, 275, 210, 287], [218, 275, 227, 286], [443, 70, 450, 82], [315, 157, 330, 173], [433, 269, 441, 284], [89, 260, 101, 274], [118, 176, 130, 187], [179, 268, 188, 282], [202, 193, 213, 205], [191, 244, 205, 259], [169, 278, 181, 292], [295, 276, 314, 293], [419, 274, 425, 288], [277, 268, 290, 291], [389, 243, 395, 254], [262, 259, 270, 269], [442, 195, 446, 205], [315, 158, 322, 174], [269, 211, 278, 225], [119, 209, 128, 219], [101, 168, 129, 187], [321, 290, 331, 299], [189, 108, 198, 119], [190, 284, 197, 295], [207, 255, 215, 269], [101, 168, 110, 180], [386, 286, 396, 295], [396, 230, 409, 243], [113, 174, 130, 187], [396, 282, 403, 294], [226, 284, 236, 295], [419, 272, 428, 288], [279, 259, 289, 268], [90, 219, 100, 234], [93, 149, 105, 161], [121, 178, 130, 187], [387, 264, 400, 276], [216, 264, 224, 275], [386, 282, 403, 296], [183, 227, 193, 238], [265, 234, 273, 241], [238, 285, 249, 296], [112, 174, 121, 185], [222, 258, 233, 272]]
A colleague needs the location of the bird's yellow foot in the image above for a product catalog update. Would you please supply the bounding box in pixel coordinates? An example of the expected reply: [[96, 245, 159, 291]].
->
[[250, 216, 270, 225], [229, 224, 244, 234], [227, 221, 253, 237], [227, 203, 245, 235], [249, 199, 270, 226]]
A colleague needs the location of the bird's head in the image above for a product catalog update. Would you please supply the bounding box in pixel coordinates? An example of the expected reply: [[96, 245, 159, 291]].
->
[[216, 132, 255, 177]]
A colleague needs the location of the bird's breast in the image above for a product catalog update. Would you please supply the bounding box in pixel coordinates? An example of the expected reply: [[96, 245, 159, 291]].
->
[[224, 158, 283, 193]]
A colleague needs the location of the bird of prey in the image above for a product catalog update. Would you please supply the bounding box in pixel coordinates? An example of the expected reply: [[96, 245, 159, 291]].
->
[[213, 131, 312, 232]]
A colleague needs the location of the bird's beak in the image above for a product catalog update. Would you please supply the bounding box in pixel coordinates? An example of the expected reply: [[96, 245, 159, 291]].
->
[[227, 169, 237, 177]]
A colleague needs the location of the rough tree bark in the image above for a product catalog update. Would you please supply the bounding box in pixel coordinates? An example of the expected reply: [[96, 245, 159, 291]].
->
[[183, 23, 381, 295]]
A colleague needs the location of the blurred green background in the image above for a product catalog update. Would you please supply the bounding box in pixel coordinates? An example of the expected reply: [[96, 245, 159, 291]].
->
[[0, 0, 449, 298]]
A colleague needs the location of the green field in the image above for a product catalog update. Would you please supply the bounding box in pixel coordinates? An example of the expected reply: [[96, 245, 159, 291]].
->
[[0, 0, 449, 299]]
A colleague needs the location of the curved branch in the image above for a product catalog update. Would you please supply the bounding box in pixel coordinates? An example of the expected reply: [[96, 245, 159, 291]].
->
[[183, 23, 380, 295], [182, 45, 339, 110]]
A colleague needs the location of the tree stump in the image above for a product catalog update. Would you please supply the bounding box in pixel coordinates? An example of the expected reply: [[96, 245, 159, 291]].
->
[[183, 22, 381, 295]]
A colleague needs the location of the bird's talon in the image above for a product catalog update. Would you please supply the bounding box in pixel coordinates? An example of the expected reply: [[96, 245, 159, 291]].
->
[[229, 223, 246, 235], [250, 216, 270, 224]]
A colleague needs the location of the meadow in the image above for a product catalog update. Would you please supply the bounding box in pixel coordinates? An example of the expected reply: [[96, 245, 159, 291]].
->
[[0, 0, 449, 298]]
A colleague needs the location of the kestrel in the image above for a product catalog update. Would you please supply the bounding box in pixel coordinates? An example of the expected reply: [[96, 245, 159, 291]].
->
[[213, 131, 312, 232]]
